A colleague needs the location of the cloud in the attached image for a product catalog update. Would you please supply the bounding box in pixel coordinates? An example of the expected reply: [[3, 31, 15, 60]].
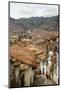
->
[[10, 2, 58, 19]]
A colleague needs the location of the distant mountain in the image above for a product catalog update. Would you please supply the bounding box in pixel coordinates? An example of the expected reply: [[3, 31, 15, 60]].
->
[[9, 16, 59, 33]]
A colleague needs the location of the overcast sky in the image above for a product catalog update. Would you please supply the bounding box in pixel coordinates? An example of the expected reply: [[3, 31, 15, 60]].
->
[[10, 2, 58, 19]]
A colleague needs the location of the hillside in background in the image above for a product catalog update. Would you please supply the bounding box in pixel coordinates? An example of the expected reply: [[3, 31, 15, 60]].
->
[[9, 16, 59, 34]]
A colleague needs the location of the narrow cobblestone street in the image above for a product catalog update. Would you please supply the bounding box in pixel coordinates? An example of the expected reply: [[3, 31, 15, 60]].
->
[[33, 74, 56, 86]]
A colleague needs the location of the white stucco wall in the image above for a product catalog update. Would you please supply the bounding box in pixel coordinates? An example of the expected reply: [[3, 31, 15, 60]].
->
[[46, 51, 53, 75], [40, 61, 43, 74], [43, 64, 47, 74], [24, 67, 34, 86], [53, 52, 58, 84], [15, 67, 20, 83], [40, 61, 47, 74]]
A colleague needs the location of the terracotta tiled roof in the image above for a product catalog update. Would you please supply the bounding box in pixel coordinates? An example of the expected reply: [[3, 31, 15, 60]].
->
[[10, 45, 38, 68], [25, 44, 47, 60]]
